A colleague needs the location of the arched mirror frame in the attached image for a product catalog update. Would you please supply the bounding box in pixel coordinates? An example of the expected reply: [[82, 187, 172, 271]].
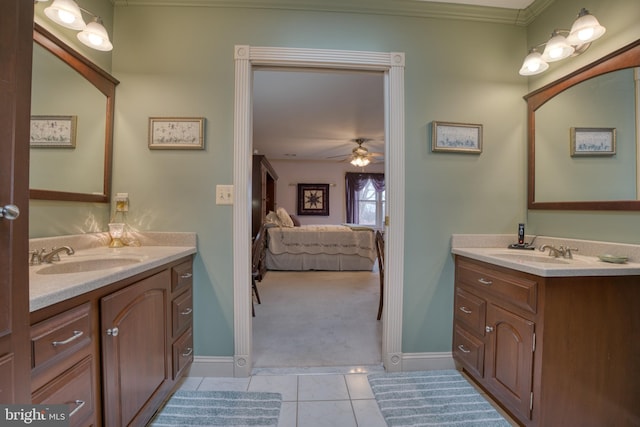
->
[[525, 39, 640, 211], [31, 23, 119, 203]]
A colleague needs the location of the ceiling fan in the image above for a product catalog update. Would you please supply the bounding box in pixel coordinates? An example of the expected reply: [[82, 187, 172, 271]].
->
[[327, 138, 384, 166]]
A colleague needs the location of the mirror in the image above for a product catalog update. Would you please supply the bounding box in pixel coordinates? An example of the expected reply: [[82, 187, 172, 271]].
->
[[525, 39, 640, 210], [30, 23, 118, 203]]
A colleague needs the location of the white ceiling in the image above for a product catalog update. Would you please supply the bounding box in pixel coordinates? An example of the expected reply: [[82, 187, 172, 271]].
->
[[251, 0, 537, 162]]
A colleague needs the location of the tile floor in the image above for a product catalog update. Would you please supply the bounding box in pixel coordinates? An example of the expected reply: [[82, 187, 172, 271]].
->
[[178, 366, 387, 427], [177, 366, 518, 427]]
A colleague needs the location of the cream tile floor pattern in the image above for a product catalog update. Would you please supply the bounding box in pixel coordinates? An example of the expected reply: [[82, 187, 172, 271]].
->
[[177, 371, 388, 427]]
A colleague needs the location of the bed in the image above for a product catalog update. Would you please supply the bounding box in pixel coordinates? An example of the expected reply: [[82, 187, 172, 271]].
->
[[264, 224, 376, 271]]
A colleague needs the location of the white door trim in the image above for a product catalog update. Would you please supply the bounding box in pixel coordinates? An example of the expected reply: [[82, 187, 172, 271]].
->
[[233, 45, 405, 377]]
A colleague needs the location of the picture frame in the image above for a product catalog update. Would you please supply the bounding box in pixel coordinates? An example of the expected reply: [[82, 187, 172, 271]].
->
[[149, 117, 205, 150], [570, 127, 616, 156], [30, 115, 77, 148], [297, 183, 330, 216], [431, 121, 483, 154]]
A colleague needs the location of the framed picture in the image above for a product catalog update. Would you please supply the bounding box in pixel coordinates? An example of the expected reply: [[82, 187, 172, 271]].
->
[[149, 117, 205, 149], [30, 115, 77, 148], [431, 121, 483, 154], [297, 183, 329, 216], [570, 127, 616, 156]]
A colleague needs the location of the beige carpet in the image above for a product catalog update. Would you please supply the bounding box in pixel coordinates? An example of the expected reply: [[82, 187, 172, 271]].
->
[[252, 270, 382, 368]]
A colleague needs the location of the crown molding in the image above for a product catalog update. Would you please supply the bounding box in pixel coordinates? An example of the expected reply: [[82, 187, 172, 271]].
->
[[113, 0, 554, 25]]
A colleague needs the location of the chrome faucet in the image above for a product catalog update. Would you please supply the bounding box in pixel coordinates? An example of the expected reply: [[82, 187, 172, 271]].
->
[[29, 246, 75, 265], [539, 244, 578, 259]]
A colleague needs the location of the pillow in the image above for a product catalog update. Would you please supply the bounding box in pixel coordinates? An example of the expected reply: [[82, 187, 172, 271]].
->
[[265, 211, 279, 225], [276, 207, 294, 228], [289, 214, 301, 227]]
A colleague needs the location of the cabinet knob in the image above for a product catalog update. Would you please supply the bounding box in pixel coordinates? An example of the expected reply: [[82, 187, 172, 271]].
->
[[181, 307, 193, 316], [181, 272, 193, 279], [485, 325, 494, 333], [106, 327, 119, 337], [478, 278, 493, 286]]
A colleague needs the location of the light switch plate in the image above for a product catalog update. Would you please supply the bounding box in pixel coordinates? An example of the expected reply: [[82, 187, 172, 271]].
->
[[216, 185, 234, 205]]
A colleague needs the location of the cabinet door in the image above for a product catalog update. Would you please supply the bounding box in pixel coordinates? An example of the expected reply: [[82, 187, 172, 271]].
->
[[485, 304, 534, 422], [101, 271, 170, 427]]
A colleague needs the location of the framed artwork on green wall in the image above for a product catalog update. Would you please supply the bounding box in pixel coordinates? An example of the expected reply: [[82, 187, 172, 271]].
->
[[431, 121, 482, 154], [149, 117, 205, 150]]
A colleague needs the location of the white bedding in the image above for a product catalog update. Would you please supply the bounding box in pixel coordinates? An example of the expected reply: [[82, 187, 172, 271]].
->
[[265, 224, 375, 271]]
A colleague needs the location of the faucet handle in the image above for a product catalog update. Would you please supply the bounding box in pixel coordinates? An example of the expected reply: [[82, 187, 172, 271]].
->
[[564, 247, 578, 259], [28, 249, 41, 266]]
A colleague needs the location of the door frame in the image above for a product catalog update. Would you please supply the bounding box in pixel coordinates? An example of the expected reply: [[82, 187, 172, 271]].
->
[[232, 45, 405, 377]]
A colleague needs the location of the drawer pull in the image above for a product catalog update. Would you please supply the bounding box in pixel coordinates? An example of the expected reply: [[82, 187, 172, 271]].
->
[[459, 306, 472, 314], [478, 278, 493, 286], [485, 325, 494, 333], [52, 330, 83, 347], [106, 327, 119, 337], [68, 400, 85, 418], [181, 272, 193, 279], [182, 347, 193, 357], [181, 307, 193, 316], [457, 344, 471, 354]]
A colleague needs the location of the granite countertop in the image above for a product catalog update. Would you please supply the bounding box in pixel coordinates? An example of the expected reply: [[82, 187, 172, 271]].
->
[[29, 232, 197, 312], [451, 234, 640, 278]]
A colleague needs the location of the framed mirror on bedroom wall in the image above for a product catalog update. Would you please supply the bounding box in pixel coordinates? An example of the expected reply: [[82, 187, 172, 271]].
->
[[524, 39, 640, 211], [30, 23, 119, 203]]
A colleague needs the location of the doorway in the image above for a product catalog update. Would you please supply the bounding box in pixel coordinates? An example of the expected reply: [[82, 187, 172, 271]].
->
[[232, 45, 406, 377]]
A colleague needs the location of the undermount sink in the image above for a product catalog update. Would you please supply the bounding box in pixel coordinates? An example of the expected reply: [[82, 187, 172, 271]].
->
[[36, 258, 142, 275], [488, 252, 571, 265]]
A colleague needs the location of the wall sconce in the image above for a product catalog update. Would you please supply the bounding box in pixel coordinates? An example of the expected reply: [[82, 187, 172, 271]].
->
[[519, 8, 605, 76], [36, 0, 113, 51]]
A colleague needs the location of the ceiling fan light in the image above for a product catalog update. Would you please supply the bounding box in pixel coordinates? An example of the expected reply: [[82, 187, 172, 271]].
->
[[567, 9, 606, 45], [541, 33, 575, 62], [44, 0, 86, 30], [78, 18, 113, 51], [350, 155, 370, 167]]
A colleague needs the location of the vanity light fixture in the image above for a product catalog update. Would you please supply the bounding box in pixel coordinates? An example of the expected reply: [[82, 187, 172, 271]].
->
[[38, 0, 113, 51], [519, 8, 605, 76]]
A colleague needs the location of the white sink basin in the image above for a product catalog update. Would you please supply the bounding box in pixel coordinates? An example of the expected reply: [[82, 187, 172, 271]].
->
[[488, 252, 571, 265], [36, 258, 142, 275]]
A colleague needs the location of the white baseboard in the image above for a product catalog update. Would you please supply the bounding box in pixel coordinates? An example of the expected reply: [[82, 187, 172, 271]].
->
[[187, 356, 235, 377], [401, 352, 455, 371], [187, 353, 455, 378]]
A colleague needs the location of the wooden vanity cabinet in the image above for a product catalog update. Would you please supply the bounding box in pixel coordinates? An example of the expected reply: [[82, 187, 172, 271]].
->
[[453, 255, 640, 427], [30, 255, 194, 427]]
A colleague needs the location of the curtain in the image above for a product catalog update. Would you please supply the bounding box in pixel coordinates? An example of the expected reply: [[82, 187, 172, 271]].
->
[[345, 172, 385, 223]]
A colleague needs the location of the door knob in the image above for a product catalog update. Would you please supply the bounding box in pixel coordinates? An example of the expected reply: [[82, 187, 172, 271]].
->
[[0, 204, 20, 220]]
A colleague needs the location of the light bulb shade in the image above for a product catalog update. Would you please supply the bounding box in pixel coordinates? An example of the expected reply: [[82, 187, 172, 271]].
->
[[519, 51, 549, 76], [567, 10, 606, 45], [541, 34, 575, 62], [44, 0, 86, 30], [77, 20, 113, 51], [350, 155, 370, 167]]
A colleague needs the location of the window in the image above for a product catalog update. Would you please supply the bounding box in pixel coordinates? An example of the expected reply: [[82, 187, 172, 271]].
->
[[357, 179, 385, 227], [345, 172, 385, 228]]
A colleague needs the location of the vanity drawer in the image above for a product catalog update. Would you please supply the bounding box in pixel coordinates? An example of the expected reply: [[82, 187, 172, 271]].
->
[[453, 325, 484, 378], [457, 258, 538, 313], [32, 356, 96, 427], [172, 288, 193, 338], [172, 261, 193, 293], [454, 288, 486, 335], [172, 328, 193, 380], [31, 303, 91, 371]]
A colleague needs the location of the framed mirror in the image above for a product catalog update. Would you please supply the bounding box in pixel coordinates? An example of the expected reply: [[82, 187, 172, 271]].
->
[[30, 23, 119, 203], [524, 39, 640, 211]]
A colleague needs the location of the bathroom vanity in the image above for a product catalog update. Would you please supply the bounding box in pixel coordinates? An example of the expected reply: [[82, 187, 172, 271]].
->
[[452, 235, 640, 427], [28, 233, 196, 427]]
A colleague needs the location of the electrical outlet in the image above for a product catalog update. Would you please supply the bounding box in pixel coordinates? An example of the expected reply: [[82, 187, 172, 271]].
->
[[115, 193, 129, 212], [216, 185, 234, 205]]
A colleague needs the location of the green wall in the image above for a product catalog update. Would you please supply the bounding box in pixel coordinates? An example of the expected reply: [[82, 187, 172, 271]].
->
[[110, 5, 527, 357], [524, 0, 640, 241]]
